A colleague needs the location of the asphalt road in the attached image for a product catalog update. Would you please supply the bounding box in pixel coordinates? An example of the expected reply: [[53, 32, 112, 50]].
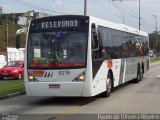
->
[[0, 62, 160, 120]]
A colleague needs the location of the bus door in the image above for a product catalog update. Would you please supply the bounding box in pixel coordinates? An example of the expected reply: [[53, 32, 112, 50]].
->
[[91, 23, 102, 78]]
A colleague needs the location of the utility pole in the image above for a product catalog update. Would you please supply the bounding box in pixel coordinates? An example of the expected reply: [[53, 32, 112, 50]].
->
[[84, 0, 87, 16], [5, 17, 8, 63], [6, 19, 8, 50], [152, 15, 158, 51], [139, 0, 141, 30], [120, 0, 141, 30]]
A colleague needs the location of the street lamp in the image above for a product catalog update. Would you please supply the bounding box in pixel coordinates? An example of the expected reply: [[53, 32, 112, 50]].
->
[[152, 15, 158, 51]]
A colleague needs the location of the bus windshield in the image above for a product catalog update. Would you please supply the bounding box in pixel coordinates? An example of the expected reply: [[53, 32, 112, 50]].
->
[[27, 30, 88, 68]]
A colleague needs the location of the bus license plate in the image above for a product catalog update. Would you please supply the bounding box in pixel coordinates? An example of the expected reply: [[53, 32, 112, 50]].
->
[[49, 84, 60, 89]]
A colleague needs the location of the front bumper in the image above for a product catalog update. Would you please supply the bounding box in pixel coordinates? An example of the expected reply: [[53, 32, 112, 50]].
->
[[25, 82, 86, 97]]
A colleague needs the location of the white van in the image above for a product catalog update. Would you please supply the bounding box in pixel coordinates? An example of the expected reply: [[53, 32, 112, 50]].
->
[[0, 55, 7, 69]]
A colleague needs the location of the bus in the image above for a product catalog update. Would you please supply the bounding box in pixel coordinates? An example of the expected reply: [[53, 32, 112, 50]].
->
[[16, 15, 149, 97]]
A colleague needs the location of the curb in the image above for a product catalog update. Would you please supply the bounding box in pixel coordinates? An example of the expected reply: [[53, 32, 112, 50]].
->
[[0, 91, 26, 100]]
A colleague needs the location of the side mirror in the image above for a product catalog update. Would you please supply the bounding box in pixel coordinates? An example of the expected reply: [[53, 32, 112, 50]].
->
[[16, 35, 20, 49], [91, 23, 99, 51], [92, 23, 96, 29]]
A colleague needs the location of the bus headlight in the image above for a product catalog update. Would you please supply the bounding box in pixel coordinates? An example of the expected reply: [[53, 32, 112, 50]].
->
[[28, 75, 34, 81], [72, 72, 85, 82], [28, 75, 39, 82], [79, 74, 85, 80]]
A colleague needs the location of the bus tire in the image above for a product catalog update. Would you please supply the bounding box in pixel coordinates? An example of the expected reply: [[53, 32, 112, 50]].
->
[[140, 67, 143, 81], [134, 65, 142, 83], [102, 72, 112, 97]]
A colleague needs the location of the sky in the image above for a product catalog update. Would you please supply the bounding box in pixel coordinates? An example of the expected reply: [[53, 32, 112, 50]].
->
[[0, 0, 160, 33]]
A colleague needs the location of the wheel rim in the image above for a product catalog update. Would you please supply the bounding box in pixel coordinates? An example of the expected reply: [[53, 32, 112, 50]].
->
[[107, 79, 112, 93]]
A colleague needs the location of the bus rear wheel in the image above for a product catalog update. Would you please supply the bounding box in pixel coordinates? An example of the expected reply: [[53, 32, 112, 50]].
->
[[134, 65, 142, 83], [140, 67, 143, 81]]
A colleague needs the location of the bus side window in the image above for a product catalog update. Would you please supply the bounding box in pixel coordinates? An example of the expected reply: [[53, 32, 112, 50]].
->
[[92, 32, 102, 60]]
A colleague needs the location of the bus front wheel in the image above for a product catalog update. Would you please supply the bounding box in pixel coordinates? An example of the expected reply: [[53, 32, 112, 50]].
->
[[102, 73, 112, 97]]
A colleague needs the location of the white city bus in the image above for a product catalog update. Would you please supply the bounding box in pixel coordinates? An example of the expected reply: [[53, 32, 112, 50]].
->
[[16, 15, 149, 97]]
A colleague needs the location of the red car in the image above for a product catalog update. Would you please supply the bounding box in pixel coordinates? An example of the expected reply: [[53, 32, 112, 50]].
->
[[0, 60, 24, 80]]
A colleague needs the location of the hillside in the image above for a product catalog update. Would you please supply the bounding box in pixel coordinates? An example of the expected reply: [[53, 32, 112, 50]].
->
[[0, 24, 26, 53]]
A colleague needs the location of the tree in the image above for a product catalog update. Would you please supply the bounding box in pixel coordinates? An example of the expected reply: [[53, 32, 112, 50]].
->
[[149, 32, 160, 52]]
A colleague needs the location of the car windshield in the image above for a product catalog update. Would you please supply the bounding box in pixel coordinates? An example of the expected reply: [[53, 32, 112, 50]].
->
[[27, 31, 88, 68], [7, 61, 20, 67]]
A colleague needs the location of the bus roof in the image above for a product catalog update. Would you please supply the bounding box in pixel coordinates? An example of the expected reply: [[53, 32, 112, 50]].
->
[[30, 15, 148, 37], [89, 16, 148, 37]]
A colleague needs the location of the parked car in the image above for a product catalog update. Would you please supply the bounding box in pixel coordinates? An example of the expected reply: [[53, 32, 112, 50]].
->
[[0, 60, 24, 80]]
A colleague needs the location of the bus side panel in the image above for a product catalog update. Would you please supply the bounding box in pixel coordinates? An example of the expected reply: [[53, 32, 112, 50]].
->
[[112, 59, 123, 87], [92, 61, 108, 95], [92, 59, 123, 95], [122, 57, 140, 83], [123, 58, 137, 83]]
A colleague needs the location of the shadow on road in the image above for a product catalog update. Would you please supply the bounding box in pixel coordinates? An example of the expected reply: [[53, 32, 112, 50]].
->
[[31, 97, 98, 106]]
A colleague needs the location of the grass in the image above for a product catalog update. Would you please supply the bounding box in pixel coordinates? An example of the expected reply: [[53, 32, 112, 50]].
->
[[150, 57, 160, 63], [0, 79, 25, 97]]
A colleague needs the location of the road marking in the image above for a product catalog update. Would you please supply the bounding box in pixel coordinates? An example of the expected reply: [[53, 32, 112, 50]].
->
[[56, 105, 80, 119], [59, 105, 80, 114], [56, 98, 97, 116]]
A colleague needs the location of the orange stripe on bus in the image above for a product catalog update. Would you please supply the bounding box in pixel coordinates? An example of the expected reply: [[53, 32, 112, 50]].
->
[[33, 70, 44, 77], [107, 59, 113, 68]]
